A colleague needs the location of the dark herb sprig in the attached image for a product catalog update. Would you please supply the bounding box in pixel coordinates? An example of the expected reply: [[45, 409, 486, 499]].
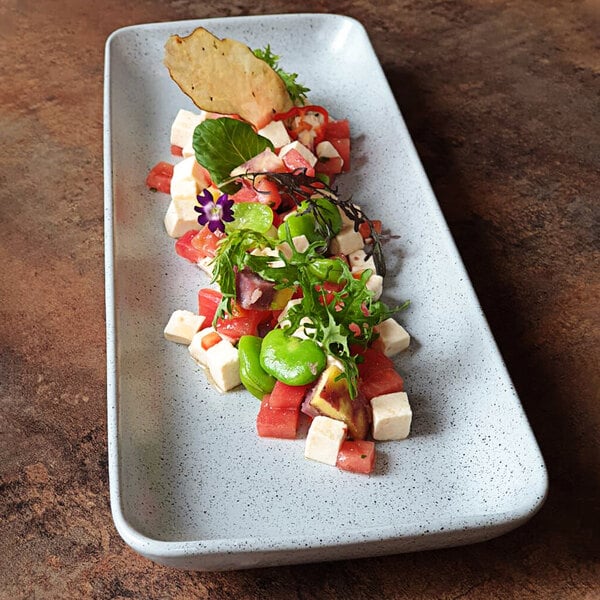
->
[[220, 169, 387, 275]]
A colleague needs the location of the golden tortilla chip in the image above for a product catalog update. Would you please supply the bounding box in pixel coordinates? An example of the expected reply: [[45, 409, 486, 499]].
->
[[164, 27, 293, 129]]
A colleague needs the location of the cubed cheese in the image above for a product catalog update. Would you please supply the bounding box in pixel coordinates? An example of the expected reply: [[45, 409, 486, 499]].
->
[[164, 200, 201, 238], [206, 339, 241, 392], [170, 178, 197, 203], [371, 392, 412, 440], [172, 155, 199, 181], [257, 120, 291, 148], [348, 249, 376, 273], [337, 203, 361, 228], [375, 318, 410, 356], [329, 226, 364, 255], [316, 140, 343, 167], [279, 141, 318, 167], [164, 310, 205, 344], [365, 273, 384, 301], [171, 155, 210, 201], [170, 109, 206, 148], [189, 327, 217, 366], [182, 138, 195, 158], [196, 256, 214, 277], [292, 234, 310, 254], [304, 415, 348, 465]]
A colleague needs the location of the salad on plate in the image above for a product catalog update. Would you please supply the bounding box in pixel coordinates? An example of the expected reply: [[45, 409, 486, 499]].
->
[[147, 27, 413, 474]]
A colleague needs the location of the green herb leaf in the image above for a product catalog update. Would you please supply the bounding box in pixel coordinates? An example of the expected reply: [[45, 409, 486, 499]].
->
[[193, 118, 273, 188], [253, 45, 310, 104]]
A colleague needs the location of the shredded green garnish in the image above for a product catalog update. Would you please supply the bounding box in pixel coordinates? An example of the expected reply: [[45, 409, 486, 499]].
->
[[253, 45, 310, 105], [209, 207, 408, 398]]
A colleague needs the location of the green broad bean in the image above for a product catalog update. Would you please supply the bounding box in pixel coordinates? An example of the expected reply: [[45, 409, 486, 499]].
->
[[259, 329, 326, 386], [238, 335, 276, 399]]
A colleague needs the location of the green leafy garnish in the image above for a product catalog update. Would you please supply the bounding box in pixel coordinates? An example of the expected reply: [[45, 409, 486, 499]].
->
[[209, 229, 278, 319], [210, 215, 406, 398], [193, 118, 273, 189], [253, 45, 310, 105]]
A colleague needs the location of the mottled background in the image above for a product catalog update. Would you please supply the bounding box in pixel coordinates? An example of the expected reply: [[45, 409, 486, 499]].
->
[[1, 0, 598, 598]]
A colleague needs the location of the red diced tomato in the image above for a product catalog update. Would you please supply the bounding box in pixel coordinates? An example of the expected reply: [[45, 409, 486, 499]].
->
[[171, 145, 183, 157], [198, 288, 222, 327], [191, 225, 223, 258], [315, 155, 344, 176], [360, 369, 404, 400], [281, 149, 316, 177], [349, 323, 361, 337], [325, 119, 350, 139], [336, 440, 376, 474], [328, 138, 350, 172], [355, 347, 395, 375], [256, 397, 299, 439], [231, 181, 259, 203], [216, 309, 263, 342], [269, 381, 311, 409], [316, 281, 344, 305], [201, 331, 222, 350], [175, 230, 203, 263], [358, 220, 382, 239], [231, 177, 282, 208], [175, 227, 223, 263], [354, 347, 404, 400], [145, 161, 173, 194], [253, 175, 282, 209]]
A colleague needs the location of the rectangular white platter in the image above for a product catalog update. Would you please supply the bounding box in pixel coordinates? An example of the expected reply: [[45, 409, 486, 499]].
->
[[104, 14, 547, 570]]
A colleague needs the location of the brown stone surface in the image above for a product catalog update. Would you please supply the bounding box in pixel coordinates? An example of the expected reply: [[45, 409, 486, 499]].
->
[[0, 0, 598, 597]]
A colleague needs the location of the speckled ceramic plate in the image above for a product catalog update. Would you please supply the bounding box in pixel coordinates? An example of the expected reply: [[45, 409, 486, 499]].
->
[[104, 14, 547, 571]]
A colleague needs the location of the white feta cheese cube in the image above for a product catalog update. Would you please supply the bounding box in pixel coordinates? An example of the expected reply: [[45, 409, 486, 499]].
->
[[170, 178, 198, 203], [170, 109, 205, 148], [316, 140, 343, 167], [337, 203, 361, 228], [258, 120, 291, 148], [164, 200, 201, 238], [371, 392, 412, 440], [375, 318, 410, 356], [173, 155, 196, 181], [278, 141, 318, 167], [348, 249, 376, 273], [305, 416, 347, 466], [329, 226, 364, 255], [206, 339, 241, 392], [278, 234, 310, 258], [292, 234, 310, 254], [197, 256, 214, 277], [189, 327, 218, 367], [182, 137, 195, 158], [164, 310, 205, 344], [171, 156, 210, 202], [275, 241, 293, 260], [365, 273, 384, 301]]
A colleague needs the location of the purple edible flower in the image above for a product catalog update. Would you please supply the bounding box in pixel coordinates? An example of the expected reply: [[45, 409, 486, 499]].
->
[[194, 188, 234, 233]]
